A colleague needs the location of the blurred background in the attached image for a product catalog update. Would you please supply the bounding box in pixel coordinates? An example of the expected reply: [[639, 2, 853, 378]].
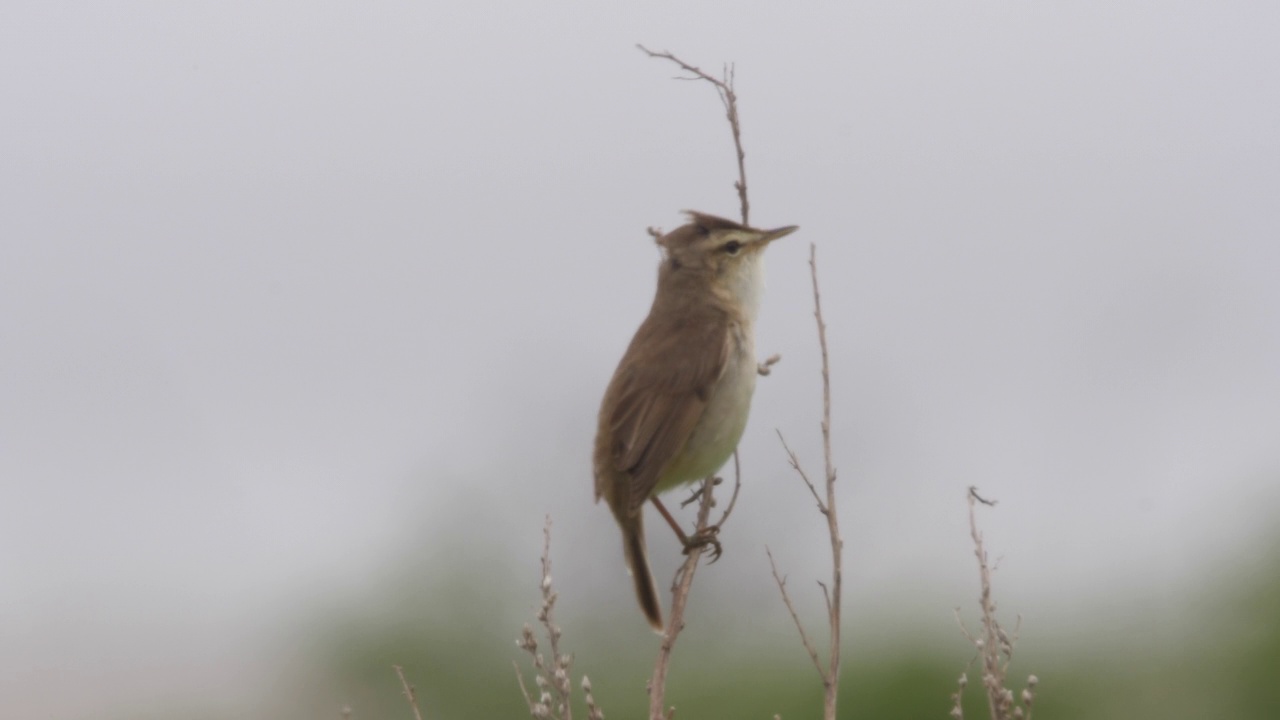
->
[[3, 2, 1279, 718]]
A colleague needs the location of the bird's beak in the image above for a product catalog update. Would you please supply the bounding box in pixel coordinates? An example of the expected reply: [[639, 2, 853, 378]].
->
[[756, 225, 799, 245]]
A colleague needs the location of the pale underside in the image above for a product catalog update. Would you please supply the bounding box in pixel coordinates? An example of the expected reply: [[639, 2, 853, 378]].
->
[[594, 242, 767, 518], [651, 320, 755, 493]]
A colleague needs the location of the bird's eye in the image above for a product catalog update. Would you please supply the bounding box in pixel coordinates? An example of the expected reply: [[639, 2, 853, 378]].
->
[[722, 240, 742, 255]]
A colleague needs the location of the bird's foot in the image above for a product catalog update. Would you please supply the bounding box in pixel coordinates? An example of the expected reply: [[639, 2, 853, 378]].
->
[[680, 526, 723, 563]]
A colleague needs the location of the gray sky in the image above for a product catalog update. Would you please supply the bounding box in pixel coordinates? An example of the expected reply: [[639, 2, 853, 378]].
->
[[3, 2, 1279, 717]]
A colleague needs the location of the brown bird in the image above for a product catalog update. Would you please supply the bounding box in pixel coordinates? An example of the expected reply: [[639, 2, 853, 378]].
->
[[593, 211, 797, 630]]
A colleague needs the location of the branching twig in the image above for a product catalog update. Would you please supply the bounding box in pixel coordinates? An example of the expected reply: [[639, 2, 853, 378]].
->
[[766, 546, 824, 675], [811, 245, 843, 720], [393, 665, 425, 720], [717, 452, 744, 526], [648, 460, 728, 720], [776, 429, 825, 513], [637, 44, 750, 226], [952, 488, 1038, 720], [771, 244, 843, 720], [516, 517, 599, 720], [681, 455, 743, 527]]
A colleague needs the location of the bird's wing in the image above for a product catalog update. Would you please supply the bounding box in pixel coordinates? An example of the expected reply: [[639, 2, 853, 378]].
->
[[602, 307, 731, 516]]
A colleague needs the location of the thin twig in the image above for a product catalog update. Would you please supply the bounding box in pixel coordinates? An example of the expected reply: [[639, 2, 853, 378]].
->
[[637, 45, 750, 225], [969, 487, 1006, 720], [649, 470, 721, 720], [393, 665, 425, 720], [772, 244, 843, 720], [970, 488, 998, 507], [811, 244, 843, 720], [716, 451, 744, 525], [514, 661, 536, 711], [776, 429, 826, 513], [767, 546, 824, 675], [955, 488, 1038, 720], [515, 517, 594, 720], [540, 519, 574, 719], [817, 579, 833, 621], [674, 459, 741, 531]]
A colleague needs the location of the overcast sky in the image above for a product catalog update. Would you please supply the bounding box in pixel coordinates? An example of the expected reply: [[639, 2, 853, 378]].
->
[[3, 2, 1279, 717]]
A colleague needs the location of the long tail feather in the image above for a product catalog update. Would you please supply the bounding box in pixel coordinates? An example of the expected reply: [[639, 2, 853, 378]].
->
[[621, 513, 663, 632]]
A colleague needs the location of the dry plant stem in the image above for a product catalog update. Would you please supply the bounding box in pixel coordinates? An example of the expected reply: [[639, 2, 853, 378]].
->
[[681, 451, 743, 520], [514, 665, 538, 717], [516, 516, 591, 720], [393, 665, 425, 720], [955, 488, 1037, 720], [967, 488, 1010, 720], [581, 677, 605, 720], [539, 519, 574, 719], [770, 244, 843, 720], [811, 245, 843, 713], [648, 470, 720, 720], [776, 431, 823, 514], [766, 546, 823, 674], [720, 451, 744, 523], [637, 44, 750, 225], [970, 489, 1003, 720]]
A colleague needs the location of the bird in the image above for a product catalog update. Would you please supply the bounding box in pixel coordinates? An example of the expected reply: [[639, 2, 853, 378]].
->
[[593, 210, 798, 630]]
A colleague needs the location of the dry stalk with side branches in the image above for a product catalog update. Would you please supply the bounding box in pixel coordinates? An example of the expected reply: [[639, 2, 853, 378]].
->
[[393, 665, 426, 720], [769, 244, 843, 720], [637, 44, 751, 226], [515, 517, 604, 720], [647, 444, 743, 720], [951, 488, 1038, 720], [648, 471, 721, 720]]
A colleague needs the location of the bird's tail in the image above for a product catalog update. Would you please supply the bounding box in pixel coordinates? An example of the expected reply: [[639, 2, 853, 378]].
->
[[621, 512, 663, 632]]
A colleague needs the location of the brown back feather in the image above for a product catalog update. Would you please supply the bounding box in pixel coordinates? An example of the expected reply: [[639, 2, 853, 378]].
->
[[599, 300, 730, 516]]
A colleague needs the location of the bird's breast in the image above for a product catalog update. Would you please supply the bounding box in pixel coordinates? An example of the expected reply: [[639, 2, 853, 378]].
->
[[656, 321, 757, 491]]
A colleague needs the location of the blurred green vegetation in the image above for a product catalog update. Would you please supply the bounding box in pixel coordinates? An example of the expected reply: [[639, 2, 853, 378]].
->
[[278, 533, 1280, 720]]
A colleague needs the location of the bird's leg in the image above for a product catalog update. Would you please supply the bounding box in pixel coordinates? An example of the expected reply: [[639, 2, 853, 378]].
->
[[650, 496, 691, 543], [650, 495, 723, 562]]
